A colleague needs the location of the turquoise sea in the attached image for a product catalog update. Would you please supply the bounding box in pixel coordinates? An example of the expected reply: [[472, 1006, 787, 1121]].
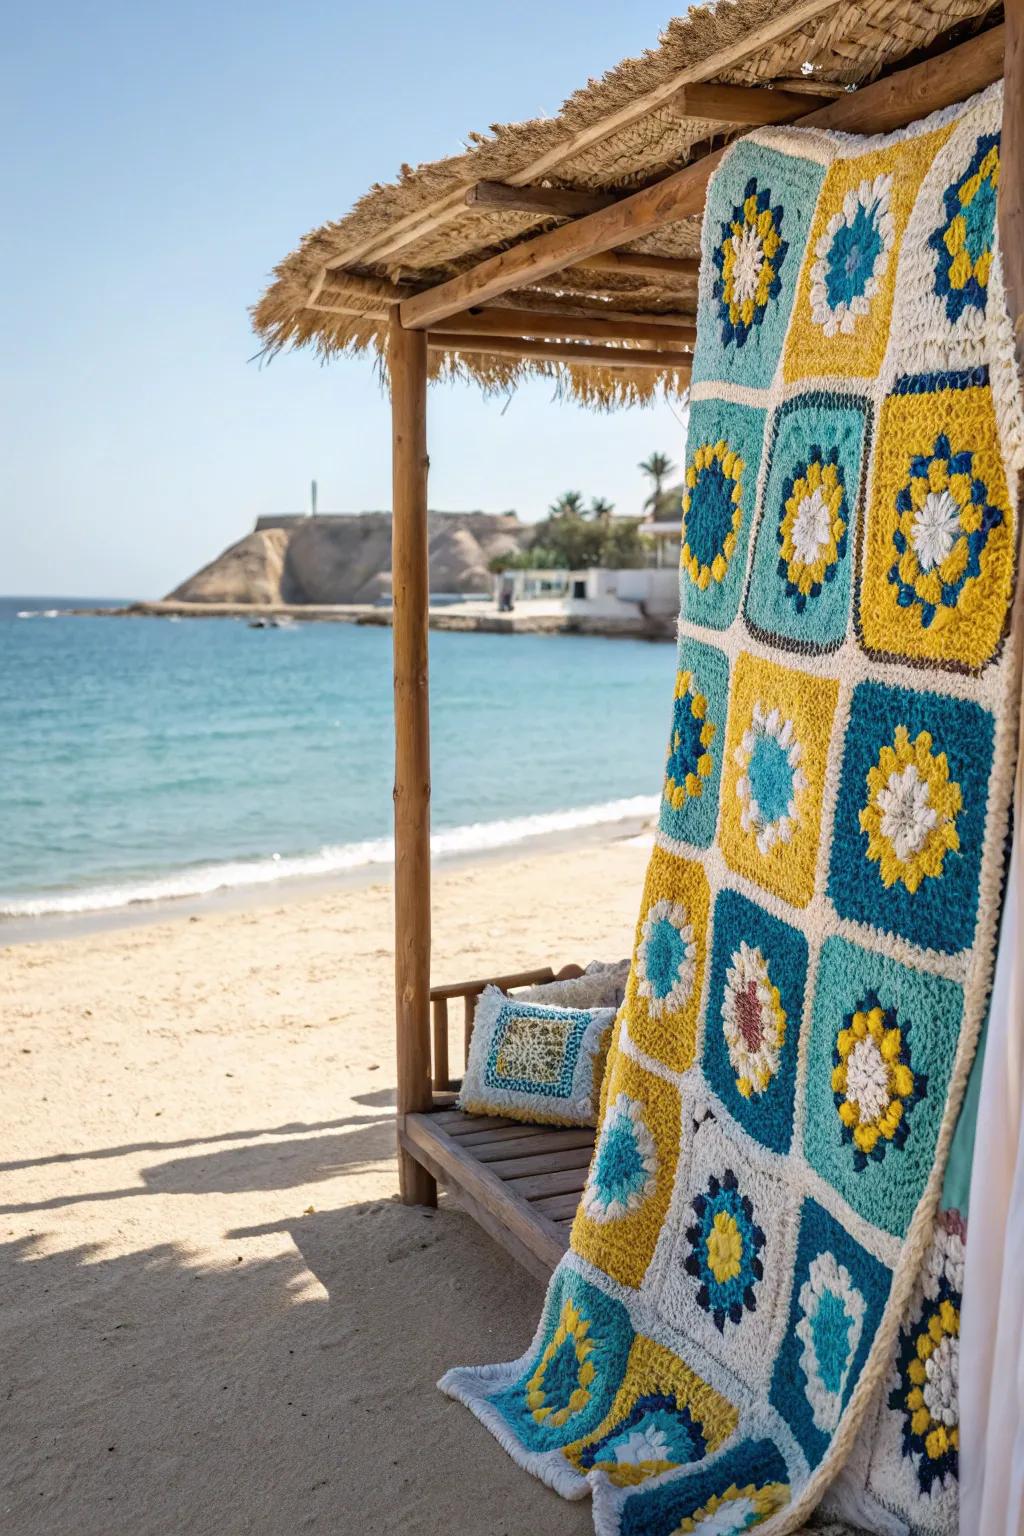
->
[[0, 597, 673, 922]]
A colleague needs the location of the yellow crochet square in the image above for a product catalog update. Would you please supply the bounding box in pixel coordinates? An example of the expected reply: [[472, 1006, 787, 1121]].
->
[[719, 653, 839, 908], [561, 1335, 738, 1486], [858, 375, 1015, 671], [623, 846, 710, 1072], [571, 1048, 680, 1289], [782, 128, 952, 384]]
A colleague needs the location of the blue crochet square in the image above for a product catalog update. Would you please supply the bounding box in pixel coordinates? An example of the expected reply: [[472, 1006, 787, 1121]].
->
[[484, 1000, 590, 1097], [693, 141, 826, 391], [619, 1437, 790, 1535], [802, 937, 963, 1238], [701, 889, 807, 1153], [828, 680, 995, 954], [679, 396, 766, 632], [492, 1265, 634, 1453], [769, 1199, 890, 1467], [658, 639, 730, 849], [744, 392, 870, 653]]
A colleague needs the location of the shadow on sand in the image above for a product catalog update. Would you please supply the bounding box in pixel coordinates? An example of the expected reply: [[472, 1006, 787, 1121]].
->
[[0, 1091, 593, 1536]]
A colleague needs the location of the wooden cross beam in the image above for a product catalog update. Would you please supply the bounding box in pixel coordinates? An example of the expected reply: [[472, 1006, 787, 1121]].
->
[[666, 82, 836, 123], [433, 307, 697, 346], [465, 180, 618, 218], [397, 24, 1005, 331], [426, 334, 693, 370]]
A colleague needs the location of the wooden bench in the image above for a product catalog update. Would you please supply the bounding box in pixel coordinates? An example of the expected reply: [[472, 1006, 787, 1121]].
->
[[397, 965, 596, 1283]]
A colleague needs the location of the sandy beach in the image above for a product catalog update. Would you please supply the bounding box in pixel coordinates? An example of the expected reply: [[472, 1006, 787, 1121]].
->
[[1, 829, 651, 1536]]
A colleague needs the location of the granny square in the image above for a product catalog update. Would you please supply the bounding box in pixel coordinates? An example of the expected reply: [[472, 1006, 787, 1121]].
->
[[719, 651, 839, 908], [702, 888, 808, 1154], [889, 87, 1002, 374], [828, 679, 995, 954], [459, 989, 615, 1125], [769, 1199, 890, 1468], [693, 137, 825, 391], [573, 1048, 681, 1290], [782, 128, 953, 385], [489, 1265, 636, 1455], [679, 396, 766, 632], [624, 844, 710, 1072], [616, 1437, 791, 1536], [562, 1333, 739, 1489], [857, 368, 1016, 673], [442, 85, 1022, 1536], [744, 391, 869, 654], [803, 937, 963, 1237], [656, 1112, 799, 1392], [659, 638, 730, 849]]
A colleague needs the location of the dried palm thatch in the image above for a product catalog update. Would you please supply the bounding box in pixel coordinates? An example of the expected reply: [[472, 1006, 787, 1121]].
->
[[252, 0, 1002, 408]]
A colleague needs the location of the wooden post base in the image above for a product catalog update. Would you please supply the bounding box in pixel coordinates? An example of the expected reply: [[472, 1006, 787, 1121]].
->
[[398, 1142, 438, 1207]]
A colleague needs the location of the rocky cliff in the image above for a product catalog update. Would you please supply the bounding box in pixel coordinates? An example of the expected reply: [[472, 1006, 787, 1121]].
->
[[166, 511, 526, 606]]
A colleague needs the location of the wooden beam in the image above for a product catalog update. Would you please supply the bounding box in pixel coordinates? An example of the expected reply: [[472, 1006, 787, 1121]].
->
[[434, 307, 697, 345], [1000, 1, 1024, 375], [667, 82, 836, 123], [571, 250, 699, 282], [399, 25, 1005, 331], [427, 333, 693, 370], [466, 180, 618, 218], [320, 0, 843, 271], [389, 315, 436, 1208]]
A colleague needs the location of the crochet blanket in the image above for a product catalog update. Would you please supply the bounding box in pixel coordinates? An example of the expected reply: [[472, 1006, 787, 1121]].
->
[[442, 83, 1023, 1536]]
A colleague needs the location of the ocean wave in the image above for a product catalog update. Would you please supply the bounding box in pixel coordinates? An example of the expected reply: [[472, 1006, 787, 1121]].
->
[[0, 795, 659, 919]]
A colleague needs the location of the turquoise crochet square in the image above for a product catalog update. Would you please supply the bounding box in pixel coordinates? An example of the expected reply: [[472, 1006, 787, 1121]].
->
[[701, 889, 807, 1154], [658, 638, 729, 849], [768, 1198, 890, 1467], [693, 141, 826, 391], [744, 392, 870, 653], [802, 936, 962, 1238], [491, 1265, 634, 1453], [828, 680, 995, 954], [619, 1437, 789, 1535], [679, 396, 766, 631]]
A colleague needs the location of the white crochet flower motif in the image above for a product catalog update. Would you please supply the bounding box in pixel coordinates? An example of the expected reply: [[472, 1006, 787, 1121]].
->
[[911, 489, 961, 572], [809, 173, 894, 337], [876, 762, 937, 861], [790, 485, 834, 565], [796, 1252, 866, 1432], [720, 941, 785, 1098], [636, 897, 697, 1018], [728, 222, 766, 306], [734, 701, 807, 855]]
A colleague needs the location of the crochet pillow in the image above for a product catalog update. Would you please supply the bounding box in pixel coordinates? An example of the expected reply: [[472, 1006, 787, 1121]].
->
[[518, 958, 630, 1009], [458, 986, 617, 1127]]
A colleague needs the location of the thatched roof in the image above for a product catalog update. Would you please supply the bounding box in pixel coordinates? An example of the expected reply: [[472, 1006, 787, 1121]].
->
[[252, 0, 1001, 407]]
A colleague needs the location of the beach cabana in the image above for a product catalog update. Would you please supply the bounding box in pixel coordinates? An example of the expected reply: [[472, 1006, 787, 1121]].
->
[[254, 0, 1024, 1284]]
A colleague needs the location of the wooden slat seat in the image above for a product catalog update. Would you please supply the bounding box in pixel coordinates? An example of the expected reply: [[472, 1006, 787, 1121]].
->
[[400, 1105, 594, 1283]]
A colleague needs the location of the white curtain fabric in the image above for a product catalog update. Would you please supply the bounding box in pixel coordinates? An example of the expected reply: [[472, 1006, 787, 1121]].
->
[[960, 828, 1024, 1536]]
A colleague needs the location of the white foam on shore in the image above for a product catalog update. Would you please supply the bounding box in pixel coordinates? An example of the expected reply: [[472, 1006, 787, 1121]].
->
[[0, 795, 659, 919]]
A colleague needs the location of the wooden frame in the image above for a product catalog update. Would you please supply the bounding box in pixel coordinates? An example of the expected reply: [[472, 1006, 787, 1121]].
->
[[389, 15, 1024, 1277]]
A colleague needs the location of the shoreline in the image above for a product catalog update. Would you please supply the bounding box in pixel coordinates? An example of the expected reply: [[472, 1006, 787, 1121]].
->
[[0, 812, 656, 947], [65, 599, 676, 640]]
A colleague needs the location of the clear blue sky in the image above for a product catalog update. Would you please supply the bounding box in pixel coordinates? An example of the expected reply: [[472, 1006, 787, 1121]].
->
[[2, 1, 687, 598]]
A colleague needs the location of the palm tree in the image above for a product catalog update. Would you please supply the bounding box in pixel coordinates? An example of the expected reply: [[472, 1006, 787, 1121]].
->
[[639, 451, 676, 512], [548, 490, 586, 519], [589, 496, 615, 523]]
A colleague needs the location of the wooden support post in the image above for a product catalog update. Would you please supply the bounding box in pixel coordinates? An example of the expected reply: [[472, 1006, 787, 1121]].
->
[[431, 997, 450, 1093], [390, 315, 436, 1207], [1001, 0, 1024, 376]]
